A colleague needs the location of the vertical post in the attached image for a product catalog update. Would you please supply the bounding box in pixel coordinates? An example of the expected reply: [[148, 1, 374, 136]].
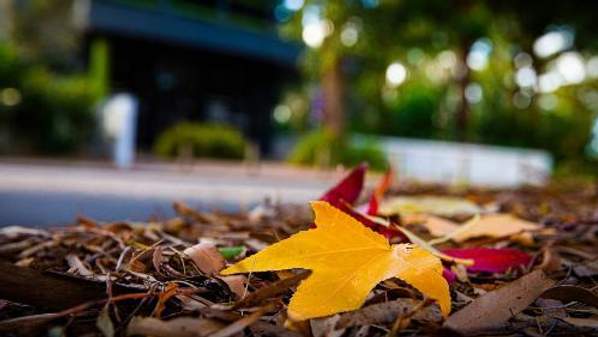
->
[[101, 94, 138, 169]]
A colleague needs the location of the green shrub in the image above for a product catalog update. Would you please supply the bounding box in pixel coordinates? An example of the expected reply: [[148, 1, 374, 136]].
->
[[16, 68, 97, 153], [0, 42, 98, 154], [288, 129, 388, 171], [154, 122, 247, 160]]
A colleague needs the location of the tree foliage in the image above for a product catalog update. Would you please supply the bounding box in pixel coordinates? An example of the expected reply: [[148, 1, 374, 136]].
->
[[280, 0, 598, 161]]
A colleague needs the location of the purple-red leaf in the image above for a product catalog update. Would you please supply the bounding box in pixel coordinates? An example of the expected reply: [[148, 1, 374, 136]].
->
[[442, 268, 457, 283], [320, 163, 367, 207], [442, 247, 532, 273]]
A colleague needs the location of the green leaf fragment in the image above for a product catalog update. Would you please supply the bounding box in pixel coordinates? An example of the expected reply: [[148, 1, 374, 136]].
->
[[218, 246, 245, 259]]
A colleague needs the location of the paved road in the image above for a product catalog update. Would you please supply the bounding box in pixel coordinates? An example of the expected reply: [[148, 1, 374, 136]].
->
[[0, 161, 339, 227]]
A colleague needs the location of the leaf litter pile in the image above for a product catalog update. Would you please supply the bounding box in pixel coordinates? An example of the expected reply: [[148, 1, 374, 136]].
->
[[1, 164, 598, 336]]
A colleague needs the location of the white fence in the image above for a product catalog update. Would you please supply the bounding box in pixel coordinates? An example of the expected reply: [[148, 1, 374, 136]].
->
[[377, 137, 552, 187]]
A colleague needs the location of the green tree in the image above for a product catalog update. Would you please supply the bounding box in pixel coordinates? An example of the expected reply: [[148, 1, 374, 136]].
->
[[282, 0, 598, 162]]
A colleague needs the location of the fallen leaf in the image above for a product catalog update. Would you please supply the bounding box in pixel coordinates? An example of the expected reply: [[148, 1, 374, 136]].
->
[[403, 214, 459, 237], [335, 299, 442, 329], [126, 316, 223, 337], [97, 305, 115, 337], [535, 298, 567, 319], [218, 275, 247, 299], [573, 260, 598, 277], [395, 225, 474, 266], [250, 321, 304, 337], [153, 283, 178, 317], [541, 285, 598, 308], [208, 306, 270, 337], [310, 315, 344, 337], [221, 201, 450, 320], [539, 246, 562, 273], [379, 196, 481, 217], [366, 168, 394, 215], [320, 163, 367, 207], [184, 242, 225, 275], [66, 254, 94, 277], [442, 248, 532, 273], [317, 165, 404, 240], [0, 226, 49, 239], [233, 271, 309, 309], [218, 246, 245, 260], [152, 246, 165, 274], [443, 269, 555, 335], [344, 204, 404, 240], [0, 313, 62, 335], [447, 214, 540, 243], [442, 268, 457, 283], [561, 316, 598, 329]]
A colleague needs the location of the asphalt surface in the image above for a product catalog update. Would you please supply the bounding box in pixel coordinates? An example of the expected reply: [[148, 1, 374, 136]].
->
[[0, 161, 337, 227]]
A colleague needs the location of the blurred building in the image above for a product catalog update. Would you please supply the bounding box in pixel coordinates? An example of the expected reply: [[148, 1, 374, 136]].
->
[[75, 0, 300, 154]]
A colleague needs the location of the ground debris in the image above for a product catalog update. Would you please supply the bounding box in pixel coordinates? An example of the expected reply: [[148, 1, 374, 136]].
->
[[0, 181, 597, 336]]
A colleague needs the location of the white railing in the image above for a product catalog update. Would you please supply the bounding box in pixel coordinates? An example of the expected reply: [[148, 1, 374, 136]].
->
[[377, 136, 552, 187]]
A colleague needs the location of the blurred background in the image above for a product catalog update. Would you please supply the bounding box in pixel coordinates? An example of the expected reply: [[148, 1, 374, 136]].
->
[[1, 0, 598, 225]]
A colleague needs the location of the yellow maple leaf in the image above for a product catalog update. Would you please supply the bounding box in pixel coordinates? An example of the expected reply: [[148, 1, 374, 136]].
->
[[221, 201, 450, 321]]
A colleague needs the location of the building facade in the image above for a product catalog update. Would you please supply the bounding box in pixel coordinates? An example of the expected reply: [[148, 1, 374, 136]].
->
[[77, 0, 300, 153]]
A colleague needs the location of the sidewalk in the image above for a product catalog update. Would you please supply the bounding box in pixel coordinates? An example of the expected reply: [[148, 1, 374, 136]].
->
[[0, 158, 357, 226]]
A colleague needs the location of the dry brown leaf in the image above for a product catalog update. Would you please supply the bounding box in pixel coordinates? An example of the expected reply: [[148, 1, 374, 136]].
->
[[335, 299, 442, 329], [65, 254, 93, 277], [573, 260, 598, 277], [541, 285, 598, 308], [126, 316, 224, 337], [183, 242, 225, 275], [562, 316, 598, 329], [448, 214, 540, 243], [208, 306, 269, 337], [402, 214, 459, 237], [218, 275, 247, 299], [443, 269, 555, 336], [409, 213, 543, 245], [534, 298, 567, 319], [249, 321, 304, 337], [538, 247, 562, 273], [96, 305, 115, 337], [233, 271, 309, 309], [152, 246, 165, 274], [0, 313, 62, 335], [310, 315, 344, 337], [153, 283, 178, 317]]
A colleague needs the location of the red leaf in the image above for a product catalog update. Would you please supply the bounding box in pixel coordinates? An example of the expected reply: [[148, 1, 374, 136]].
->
[[320, 163, 367, 207], [443, 268, 457, 283], [366, 195, 379, 216], [442, 247, 532, 273]]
